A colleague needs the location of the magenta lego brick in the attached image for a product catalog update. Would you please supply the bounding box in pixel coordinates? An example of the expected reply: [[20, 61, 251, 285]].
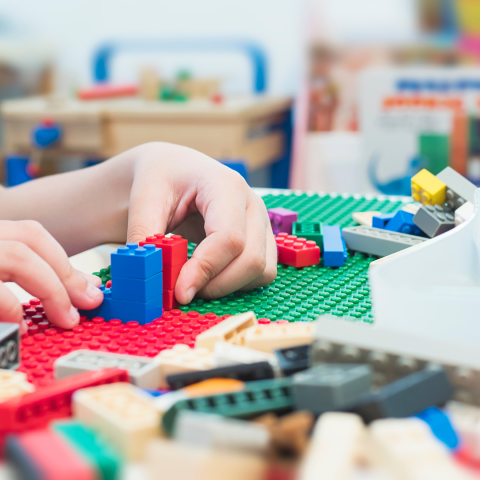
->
[[267, 207, 298, 235]]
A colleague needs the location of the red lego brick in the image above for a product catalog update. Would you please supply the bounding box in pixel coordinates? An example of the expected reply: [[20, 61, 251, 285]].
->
[[6, 429, 96, 480], [275, 234, 320, 268], [163, 262, 184, 290], [77, 84, 138, 100], [140, 234, 188, 267], [106, 280, 112, 288], [0, 368, 128, 448], [163, 289, 178, 311]]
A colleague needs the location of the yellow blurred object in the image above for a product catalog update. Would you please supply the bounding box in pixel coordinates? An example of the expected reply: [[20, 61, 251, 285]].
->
[[456, 0, 480, 36], [183, 378, 245, 398]]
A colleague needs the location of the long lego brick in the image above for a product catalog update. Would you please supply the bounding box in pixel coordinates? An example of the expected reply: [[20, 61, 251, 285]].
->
[[437, 166, 477, 205], [0, 368, 128, 436], [0, 323, 20, 370], [52, 421, 122, 480], [54, 350, 161, 389], [162, 377, 293, 435], [166, 361, 275, 390], [5, 429, 96, 480], [342, 225, 427, 257], [140, 234, 188, 267], [111, 243, 162, 279], [322, 226, 345, 267], [78, 84, 137, 100]]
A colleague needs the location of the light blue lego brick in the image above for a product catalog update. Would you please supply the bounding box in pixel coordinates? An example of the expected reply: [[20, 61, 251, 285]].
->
[[112, 272, 163, 302], [110, 295, 163, 325], [322, 225, 345, 267], [79, 285, 112, 319], [372, 213, 395, 229], [384, 210, 423, 236], [111, 243, 162, 279]]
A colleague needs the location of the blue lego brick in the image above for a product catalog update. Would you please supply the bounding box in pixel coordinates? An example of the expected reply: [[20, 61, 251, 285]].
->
[[110, 295, 163, 325], [111, 243, 162, 279], [112, 272, 163, 302], [79, 285, 112, 319], [384, 210, 423, 236], [414, 407, 459, 451], [372, 213, 396, 229], [322, 225, 345, 267]]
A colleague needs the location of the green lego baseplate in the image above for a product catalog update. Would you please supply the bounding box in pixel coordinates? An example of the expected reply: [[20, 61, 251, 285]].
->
[[95, 193, 408, 324]]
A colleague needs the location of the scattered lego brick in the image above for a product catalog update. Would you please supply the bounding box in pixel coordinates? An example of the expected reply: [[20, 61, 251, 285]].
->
[[54, 350, 162, 389], [322, 226, 345, 267], [195, 311, 256, 350], [350, 365, 453, 423], [174, 411, 270, 453], [73, 382, 160, 461], [413, 204, 455, 238], [342, 225, 427, 257], [213, 342, 278, 371], [274, 344, 311, 376], [437, 166, 477, 207], [291, 222, 323, 245], [293, 364, 372, 415], [0, 370, 35, 403], [111, 243, 162, 279], [0, 323, 20, 370], [352, 211, 381, 227], [267, 207, 298, 236], [372, 213, 395, 229], [455, 201, 475, 226], [300, 413, 366, 480], [384, 210, 423, 236], [411, 168, 446, 206], [166, 361, 275, 390], [415, 406, 459, 450], [275, 234, 320, 268]]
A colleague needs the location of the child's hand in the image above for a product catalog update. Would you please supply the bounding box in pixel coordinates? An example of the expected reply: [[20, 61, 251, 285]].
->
[[126, 143, 277, 304], [0, 220, 102, 333]]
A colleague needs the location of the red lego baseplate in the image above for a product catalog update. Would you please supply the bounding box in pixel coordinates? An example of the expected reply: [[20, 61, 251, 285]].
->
[[19, 298, 231, 388], [275, 233, 321, 268]]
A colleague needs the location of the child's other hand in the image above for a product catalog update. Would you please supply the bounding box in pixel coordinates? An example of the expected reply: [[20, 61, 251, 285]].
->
[[0, 221, 103, 333], [127, 143, 277, 305]]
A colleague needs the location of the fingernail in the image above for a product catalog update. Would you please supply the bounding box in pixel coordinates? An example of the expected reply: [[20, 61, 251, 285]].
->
[[185, 287, 196, 304], [69, 306, 80, 327], [86, 283, 102, 300]]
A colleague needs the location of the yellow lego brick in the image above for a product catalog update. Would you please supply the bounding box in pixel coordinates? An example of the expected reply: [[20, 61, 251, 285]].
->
[[237, 323, 315, 353], [156, 344, 215, 388], [195, 311, 257, 350], [411, 169, 446, 206], [73, 382, 161, 461], [0, 369, 35, 402]]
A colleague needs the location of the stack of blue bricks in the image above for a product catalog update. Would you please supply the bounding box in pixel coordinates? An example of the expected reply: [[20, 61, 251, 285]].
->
[[81, 243, 164, 325]]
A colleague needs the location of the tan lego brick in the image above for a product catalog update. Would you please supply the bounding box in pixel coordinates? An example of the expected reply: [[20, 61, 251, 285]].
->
[[0, 369, 35, 402], [352, 211, 381, 227], [73, 382, 161, 461], [195, 312, 257, 350]]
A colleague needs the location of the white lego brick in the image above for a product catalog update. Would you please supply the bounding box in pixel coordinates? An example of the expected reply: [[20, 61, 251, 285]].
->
[[213, 342, 279, 370], [146, 438, 267, 480], [73, 382, 161, 461], [0, 369, 35, 402], [156, 344, 215, 388], [174, 411, 270, 453], [437, 166, 477, 204], [455, 201, 474, 226], [447, 402, 480, 460], [238, 322, 316, 353], [368, 418, 475, 480], [300, 412, 365, 480], [195, 312, 257, 350], [54, 350, 161, 389], [352, 211, 381, 227]]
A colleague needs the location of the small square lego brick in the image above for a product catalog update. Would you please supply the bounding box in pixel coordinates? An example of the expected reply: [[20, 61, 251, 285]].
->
[[384, 210, 424, 236], [293, 364, 372, 415], [0, 323, 19, 370], [372, 213, 396, 229], [322, 226, 345, 267], [195, 311, 257, 350], [275, 234, 320, 268], [267, 207, 298, 236], [163, 288, 178, 311], [73, 382, 160, 461], [54, 350, 162, 389], [292, 222, 323, 245], [437, 166, 477, 206], [111, 243, 162, 279], [140, 234, 188, 267], [274, 344, 311, 376], [352, 211, 381, 227], [112, 271, 163, 303], [413, 204, 455, 237], [163, 262, 183, 290], [110, 295, 163, 325], [213, 342, 278, 370], [411, 169, 446, 205], [0, 370, 35, 403], [455, 201, 474, 226]]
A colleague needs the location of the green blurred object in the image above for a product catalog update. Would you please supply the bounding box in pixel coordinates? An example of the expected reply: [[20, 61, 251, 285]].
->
[[418, 134, 449, 175]]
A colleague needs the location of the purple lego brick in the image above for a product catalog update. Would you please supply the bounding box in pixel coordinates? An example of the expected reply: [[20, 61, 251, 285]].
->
[[268, 208, 298, 236]]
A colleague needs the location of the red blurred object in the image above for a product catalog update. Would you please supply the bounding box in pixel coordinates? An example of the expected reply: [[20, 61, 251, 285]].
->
[[105, 280, 112, 288], [211, 93, 223, 104], [78, 84, 138, 100]]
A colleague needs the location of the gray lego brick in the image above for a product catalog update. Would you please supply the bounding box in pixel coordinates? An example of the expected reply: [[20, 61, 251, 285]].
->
[[292, 363, 372, 415], [437, 167, 477, 207], [0, 323, 20, 370], [412, 204, 455, 238], [54, 349, 161, 389], [341, 226, 427, 257]]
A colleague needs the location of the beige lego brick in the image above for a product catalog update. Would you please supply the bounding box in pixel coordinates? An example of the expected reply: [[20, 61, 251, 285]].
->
[[352, 211, 381, 227], [195, 312, 257, 351], [300, 412, 365, 480], [0, 369, 35, 402], [146, 438, 267, 480], [73, 382, 161, 461], [367, 418, 476, 480], [156, 344, 215, 388], [238, 322, 316, 353], [401, 203, 420, 215]]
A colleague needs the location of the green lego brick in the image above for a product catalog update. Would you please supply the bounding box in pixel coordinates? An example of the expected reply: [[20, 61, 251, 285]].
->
[[162, 377, 293, 435], [93, 266, 111, 286], [292, 222, 323, 245], [418, 134, 449, 175], [52, 421, 122, 480]]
